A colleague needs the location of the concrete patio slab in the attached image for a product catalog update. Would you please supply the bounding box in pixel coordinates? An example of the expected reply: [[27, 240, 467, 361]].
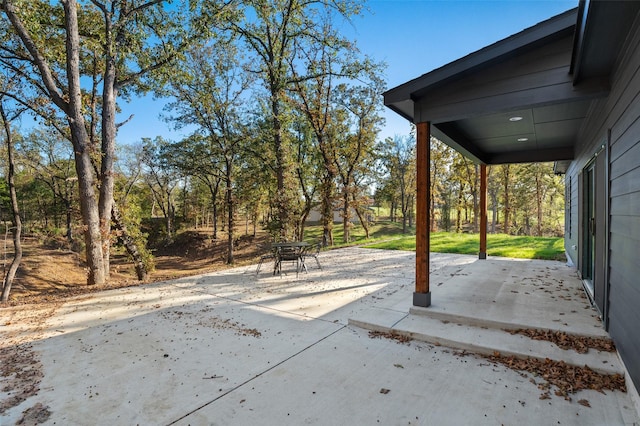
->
[[1, 247, 638, 425], [351, 310, 623, 375], [175, 326, 636, 426], [411, 256, 607, 337], [22, 298, 346, 425]]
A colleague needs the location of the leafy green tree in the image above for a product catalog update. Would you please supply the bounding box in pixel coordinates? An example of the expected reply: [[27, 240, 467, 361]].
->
[[290, 119, 320, 240], [0, 0, 225, 285], [289, 16, 381, 245], [140, 137, 180, 241], [161, 39, 250, 263], [430, 137, 455, 232], [112, 143, 154, 280], [20, 128, 77, 240], [333, 76, 384, 242], [1, 0, 106, 284], [229, 0, 364, 240], [373, 180, 398, 222], [377, 135, 416, 233], [513, 162, 563, 236]]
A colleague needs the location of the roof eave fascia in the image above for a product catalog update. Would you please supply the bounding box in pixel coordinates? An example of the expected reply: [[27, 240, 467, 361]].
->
[[570, 0, 589, 84]]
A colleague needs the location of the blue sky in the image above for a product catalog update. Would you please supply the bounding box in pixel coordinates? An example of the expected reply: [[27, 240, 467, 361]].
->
[[116, 0, 578, 145]]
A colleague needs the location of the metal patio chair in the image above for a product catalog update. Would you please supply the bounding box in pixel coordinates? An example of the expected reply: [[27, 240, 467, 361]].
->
[[303, 242, 322, 270], [275, 245, 304, 277], [255, 243, 276, 275]]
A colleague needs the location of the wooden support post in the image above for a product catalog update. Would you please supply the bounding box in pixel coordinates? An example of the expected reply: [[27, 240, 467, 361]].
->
[[414, 121, 431, 307], [479, 164, 487, 259]]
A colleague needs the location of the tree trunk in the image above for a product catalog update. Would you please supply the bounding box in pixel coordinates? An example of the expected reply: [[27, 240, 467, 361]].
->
[[491, 200, 498, 233], [456, 183, 464, 233], [272, 90, 292, 240], [65, 199, 73, 242], [166, 199, 174, 240], [112, 203, 148, 281], [225, 162, 234, 265], [342, 189, 351, 243], [0, 103, 22, 302], [3, 0, 105, 285], [99, 56, 117, 280], [401, 186, 408, 233], [472, 164, 479, 232], [207, 179, 220, 240], [353, 194, 370, 239], [321, 179, 334, 247], [535, 173, 543, 237], [63, 0, 105, 284], [502, 165, 511, 235], [429, 192, 437, 232], [320, 166, 335, 247]]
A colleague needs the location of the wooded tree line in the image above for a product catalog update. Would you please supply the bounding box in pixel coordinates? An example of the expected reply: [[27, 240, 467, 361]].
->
[[0, 0, 385, 300], [0, 0, 564, 301], [375, 136, 565, 238]]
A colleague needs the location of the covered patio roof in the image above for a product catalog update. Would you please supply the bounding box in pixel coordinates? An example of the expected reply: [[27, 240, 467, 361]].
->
[[383, 1, 640, 308], [383, 2, 640, 166]]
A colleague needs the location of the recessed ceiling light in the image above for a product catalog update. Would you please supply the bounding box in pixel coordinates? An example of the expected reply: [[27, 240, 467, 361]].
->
[[517, 137, 529, 142], [509, 116, 523, 122]]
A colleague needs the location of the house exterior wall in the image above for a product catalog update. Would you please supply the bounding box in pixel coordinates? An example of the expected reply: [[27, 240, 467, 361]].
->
[[305, 208, 370, 224], [565, 14, 640, 392]]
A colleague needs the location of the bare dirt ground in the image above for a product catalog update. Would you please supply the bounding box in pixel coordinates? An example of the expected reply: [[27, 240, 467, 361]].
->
[[3, 229, 268, 305]]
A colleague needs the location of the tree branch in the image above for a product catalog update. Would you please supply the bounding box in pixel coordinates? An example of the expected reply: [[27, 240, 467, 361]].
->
[[2, 0, 69, 113]]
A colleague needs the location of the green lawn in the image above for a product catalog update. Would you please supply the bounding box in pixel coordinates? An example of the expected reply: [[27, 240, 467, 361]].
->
[[365, 232, 565, 261], [303, 221, 565, 261], [302, 220, 409, 248]]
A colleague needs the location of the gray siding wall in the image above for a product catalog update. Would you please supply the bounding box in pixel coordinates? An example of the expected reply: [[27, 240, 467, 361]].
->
[[565, 15, 640, 392]]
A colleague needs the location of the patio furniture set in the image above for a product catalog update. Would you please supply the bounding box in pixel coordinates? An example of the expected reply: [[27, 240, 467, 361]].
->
[[256, 241, 322, 277]]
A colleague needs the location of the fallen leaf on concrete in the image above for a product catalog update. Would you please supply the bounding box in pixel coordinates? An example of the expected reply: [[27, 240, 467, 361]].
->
[[17, 402, 51, 424], [380, 388, 390, 394], [368, 330, 412, 344], [578, 399, 591, 407], [484, 353, 626, 401], [0, 343, 45, 414], [508, 328, 616, 354]]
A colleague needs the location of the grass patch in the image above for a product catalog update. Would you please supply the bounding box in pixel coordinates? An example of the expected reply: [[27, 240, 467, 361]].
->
[[365, 232, 565, 261], [302, 220, 409, 248], [303, 221, 564, 261]]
